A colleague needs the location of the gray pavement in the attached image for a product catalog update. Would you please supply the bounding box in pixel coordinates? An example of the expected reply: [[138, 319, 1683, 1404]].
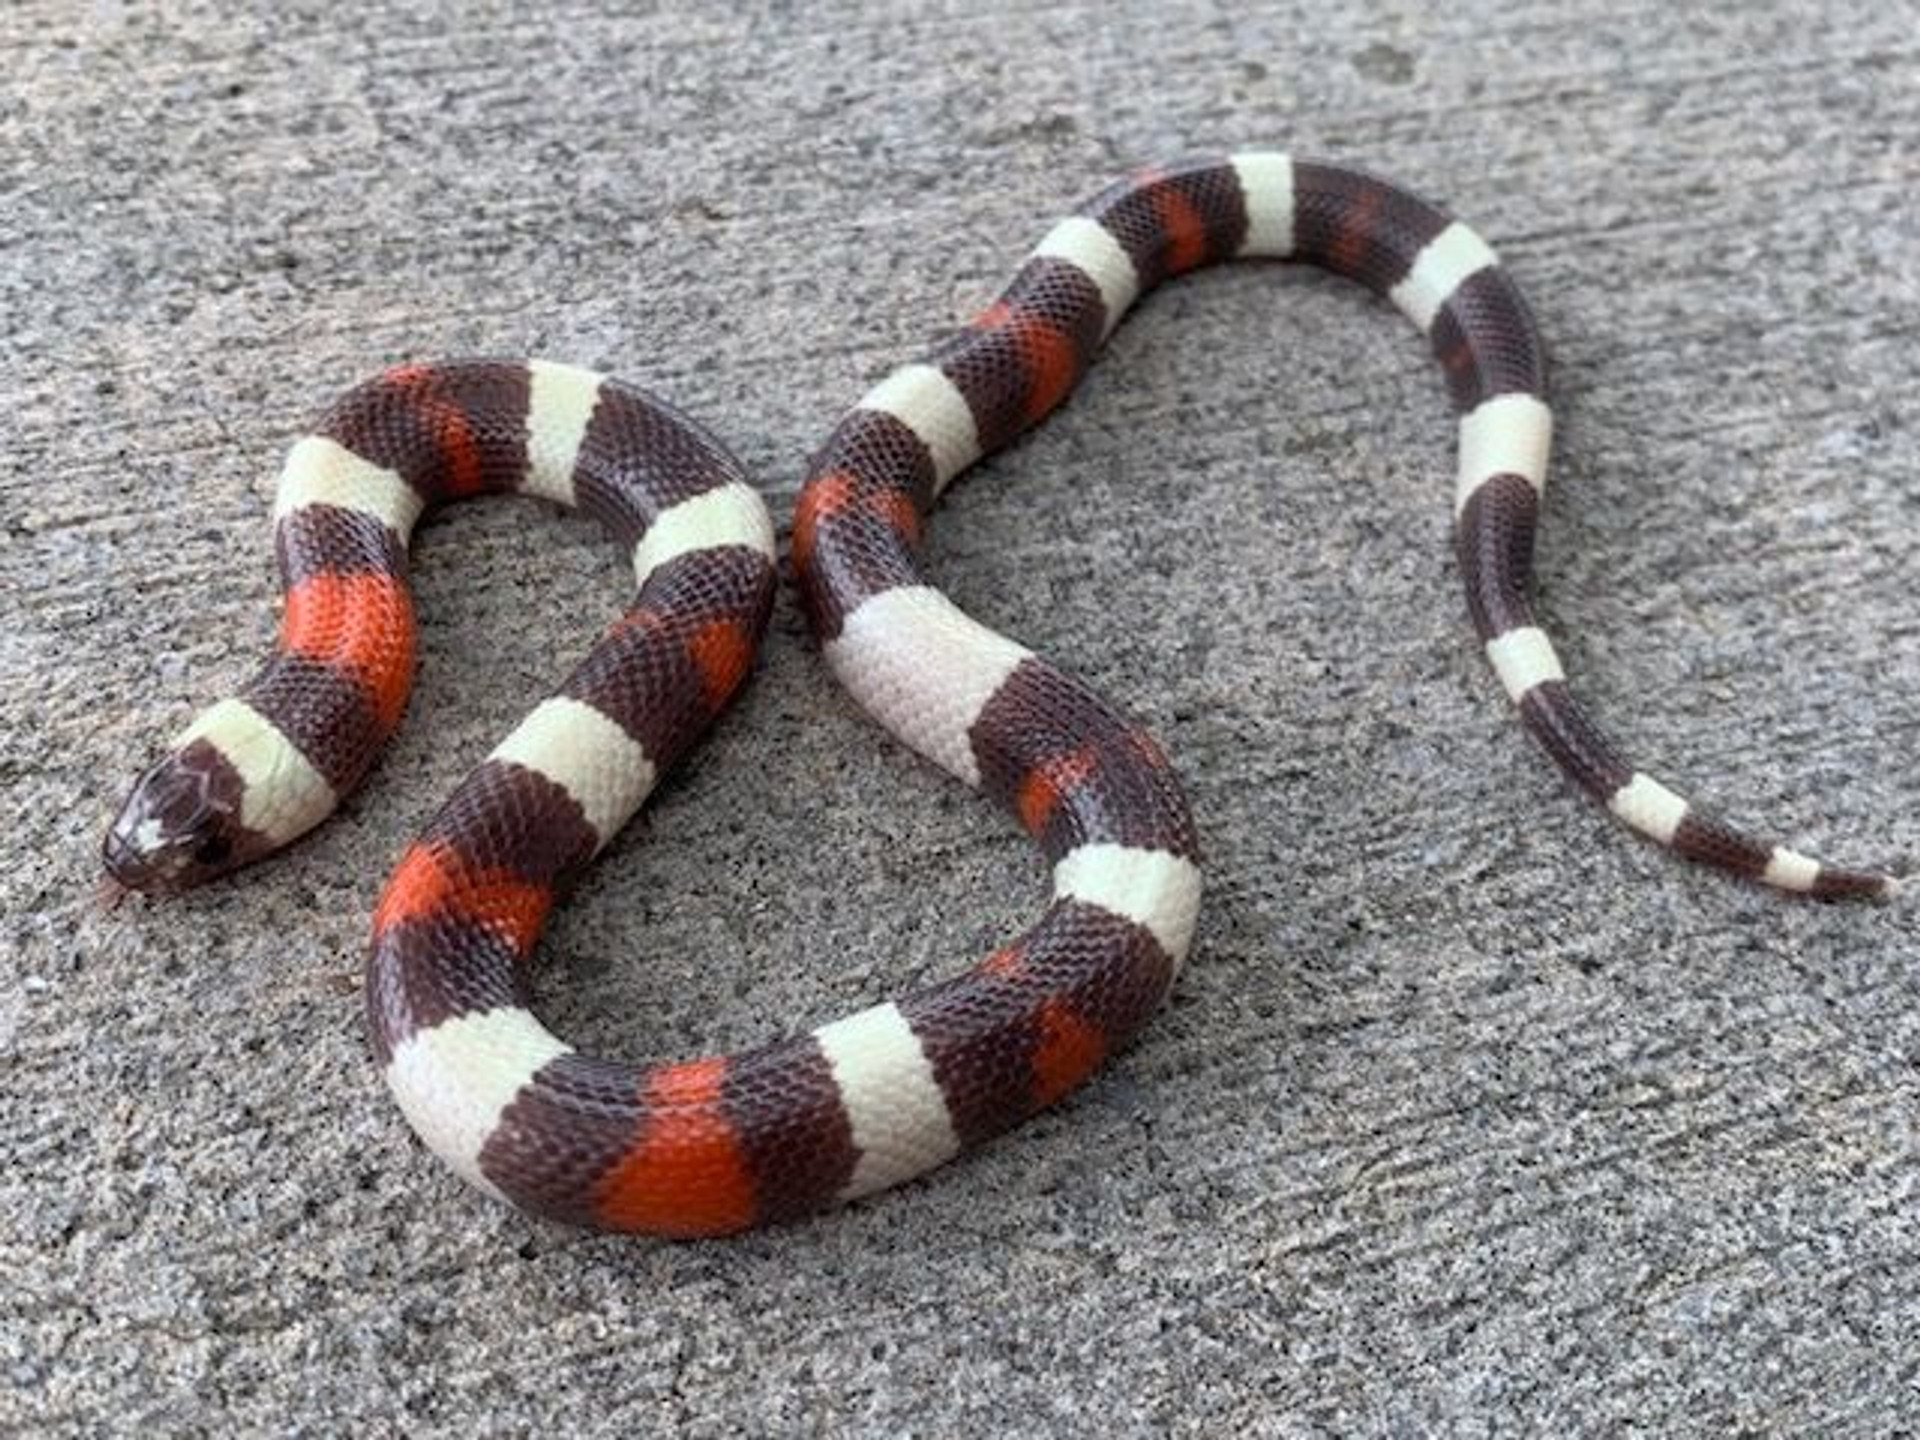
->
[[3, 2, 1916, 1434]]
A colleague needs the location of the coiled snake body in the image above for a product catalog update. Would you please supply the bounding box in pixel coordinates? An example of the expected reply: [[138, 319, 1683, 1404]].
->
[[104, 153, 1892, 1236]]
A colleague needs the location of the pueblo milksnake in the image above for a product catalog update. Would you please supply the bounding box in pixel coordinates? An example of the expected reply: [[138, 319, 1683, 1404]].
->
[[104, 153, 1895, 1236]]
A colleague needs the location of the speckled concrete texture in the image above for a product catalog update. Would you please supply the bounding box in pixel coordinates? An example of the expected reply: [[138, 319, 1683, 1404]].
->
[[3, 2, 1917, 1434]]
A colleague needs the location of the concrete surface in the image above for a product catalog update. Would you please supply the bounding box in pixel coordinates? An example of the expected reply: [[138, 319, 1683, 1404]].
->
[[3, 1, 1916, 1434]]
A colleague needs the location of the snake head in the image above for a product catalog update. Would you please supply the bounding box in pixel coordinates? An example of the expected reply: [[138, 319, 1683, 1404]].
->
[[102, 740, 258, 893]]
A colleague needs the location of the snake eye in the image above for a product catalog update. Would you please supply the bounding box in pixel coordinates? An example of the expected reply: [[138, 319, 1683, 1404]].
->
[[191, 831, 233, 868]]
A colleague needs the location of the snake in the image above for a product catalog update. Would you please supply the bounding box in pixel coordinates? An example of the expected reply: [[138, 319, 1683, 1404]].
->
[[102, 152, 1895, 1237]]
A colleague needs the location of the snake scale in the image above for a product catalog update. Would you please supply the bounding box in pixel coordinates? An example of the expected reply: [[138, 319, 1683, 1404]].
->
[[103, 153, 1894, 1236]]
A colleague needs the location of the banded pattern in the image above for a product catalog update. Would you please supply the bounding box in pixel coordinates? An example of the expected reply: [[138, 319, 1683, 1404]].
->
[[110, 359, 875, 1235], [787, 150, 1893, 1216], [798, 152, 1890, 904], [105, 154, 1894, 1242], [105, 360, 776, 891], [103, 357, 1194, 1235]]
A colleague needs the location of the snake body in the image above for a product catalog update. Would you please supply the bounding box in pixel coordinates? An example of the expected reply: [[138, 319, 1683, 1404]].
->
[[105, 153, 1891, 1236]]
